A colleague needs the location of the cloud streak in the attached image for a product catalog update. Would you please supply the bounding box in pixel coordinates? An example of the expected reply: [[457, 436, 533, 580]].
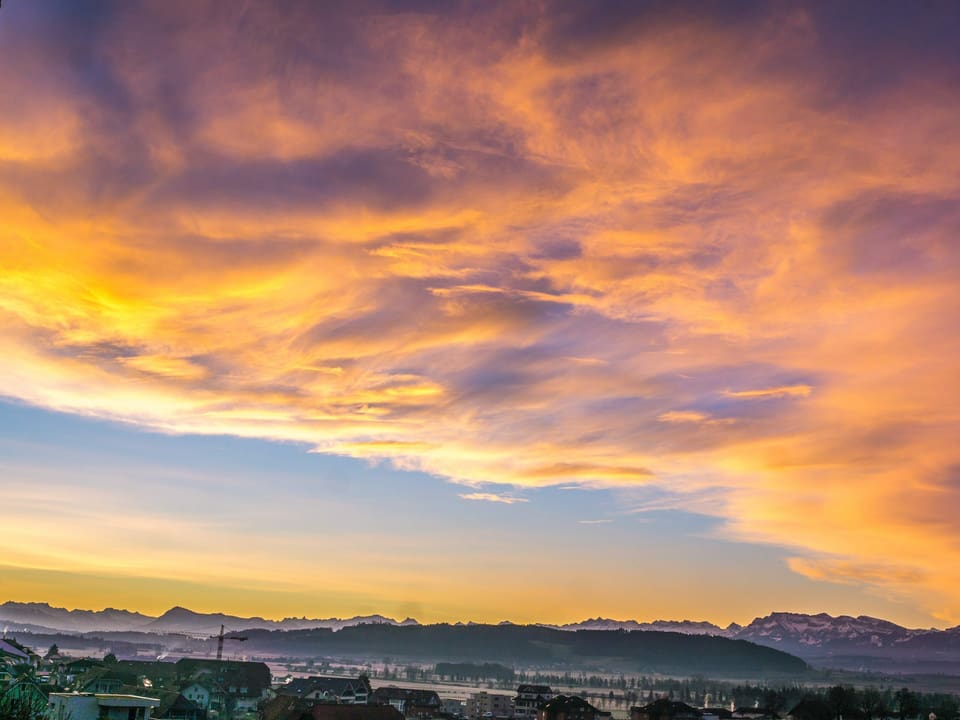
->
[[459, 493, 529, 505]]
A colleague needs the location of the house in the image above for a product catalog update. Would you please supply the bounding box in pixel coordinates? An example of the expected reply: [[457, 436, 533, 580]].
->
[[537, 697, 603, 720], [61, 660, 105, 686], [181, 683, 212, 710], [261, 696, 403, 720], [307, 706, 408, 720], [441, 699, 465, 718], [702, 708, 733, 720], [46, 693, 160, 720], [175, 660, 270, 693], [371, 688, 441, 718], [114, 661, 180, 692], [174, 660, 270, 713], [0, 640, 39, 669], [0, 640, 32, 667], [159, 694, 207, 720], [514, 687, 553, 720], [465, 692, 512, 719], [732, 709, 778, 720], [631, 701, 703, 720], [277, 677, 372, 705], [80, 668, 140, 694]]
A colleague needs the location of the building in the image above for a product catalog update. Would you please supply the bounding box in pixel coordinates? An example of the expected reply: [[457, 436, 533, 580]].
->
[[307, 706, 408, 720], [47, 693, 160, 720], [442, 699, 465, 718], [732, 710, 778, 720], [175, 660, 271, 696], [181, 683, 212, 710], [466, 693, 512, 719], [537, 697, 602, 720], [174, 659, 271, 713], [261, 696, 404, 720], [159, 695, 207, 720], [371, 688, 441, 719], [702, 707, 734, 720], [0, 640, 32, 667], [80, 669, 140, 694], [631, 701, 703, 720], [514, 687, 553, 720], [277, 676, 372, 704], [61, 659, 105, 686]]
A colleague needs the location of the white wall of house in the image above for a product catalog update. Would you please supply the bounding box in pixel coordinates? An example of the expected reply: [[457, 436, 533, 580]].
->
[[182, 684, 211, 709]]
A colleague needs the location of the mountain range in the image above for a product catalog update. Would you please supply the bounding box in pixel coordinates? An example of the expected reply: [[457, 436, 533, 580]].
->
[[4, 602, 960, 672], [0, 602, 418, 635], [556, 613, 960, 671]]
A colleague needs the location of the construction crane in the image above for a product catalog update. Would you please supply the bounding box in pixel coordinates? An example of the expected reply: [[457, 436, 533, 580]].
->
[[212, 624, 247, 661]]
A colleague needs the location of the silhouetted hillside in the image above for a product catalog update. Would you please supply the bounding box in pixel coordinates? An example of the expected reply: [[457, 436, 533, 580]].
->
[[236, 624, 807, 675]]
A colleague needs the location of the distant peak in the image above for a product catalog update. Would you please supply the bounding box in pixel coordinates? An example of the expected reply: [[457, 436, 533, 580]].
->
[[160, 606, 198, 617]]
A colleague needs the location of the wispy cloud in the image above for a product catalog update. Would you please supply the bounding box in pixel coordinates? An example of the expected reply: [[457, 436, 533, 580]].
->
[[658, 410, 735, 426], [578, 519, 613, 525], [459, 493, 528, 505], [722, 385, 814, 400], [787, 556, 928, 587]]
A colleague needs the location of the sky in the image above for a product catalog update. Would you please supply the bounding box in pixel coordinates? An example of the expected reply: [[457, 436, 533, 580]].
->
[[1, 0, 959, 629]]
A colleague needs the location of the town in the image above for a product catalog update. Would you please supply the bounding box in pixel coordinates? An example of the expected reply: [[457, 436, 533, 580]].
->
[[3, 635, 958, 720]]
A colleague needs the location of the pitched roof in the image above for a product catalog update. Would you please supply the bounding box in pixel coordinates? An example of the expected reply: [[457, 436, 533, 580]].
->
[[0, 640, 31, 662], [733, 709, 779, 719], [279, 677, 371, 699], [539, 696, 601, 715], [261, 696, 404, 720], [175, 659, 271, 696], [278, 679, 317, 697], [309, 705, 406, 720], [632, 700, 703, 718], [372, 688, 441, 706], [169, 694, 202, 713]]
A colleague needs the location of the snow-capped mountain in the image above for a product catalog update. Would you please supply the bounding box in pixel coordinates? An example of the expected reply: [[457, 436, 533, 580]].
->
[[726, 612, 960, 669], [554, 617, 723, 634], [545, 612, 960, 671], [732, 612, 917, 649]]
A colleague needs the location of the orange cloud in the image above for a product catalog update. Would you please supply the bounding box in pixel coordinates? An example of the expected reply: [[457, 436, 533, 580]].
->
[[723, 386, 813, 400]]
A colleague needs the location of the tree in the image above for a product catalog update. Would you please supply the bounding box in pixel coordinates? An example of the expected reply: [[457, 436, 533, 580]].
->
[[896, 689, 920, 720], [860, 688, 885, 720], [762, 689, 787, 713], [0, 697, 43, 720], [45, 644, 59, 659], [828, 686, 856, 720], [10, 665, 35, 680], [103, 652, 118, 664], [927, 696, 958, 720]]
